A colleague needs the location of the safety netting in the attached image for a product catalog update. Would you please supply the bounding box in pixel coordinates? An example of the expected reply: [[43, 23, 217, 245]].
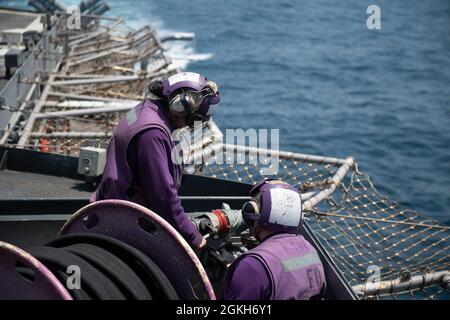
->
[[188, 122, 450, 300]]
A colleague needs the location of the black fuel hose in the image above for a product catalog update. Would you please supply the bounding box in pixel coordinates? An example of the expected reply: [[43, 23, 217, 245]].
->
[[55, 270, 92, 300], [27, 246, 126, 300], [47, 233, 179, 300], [64, 243, 152, 300]]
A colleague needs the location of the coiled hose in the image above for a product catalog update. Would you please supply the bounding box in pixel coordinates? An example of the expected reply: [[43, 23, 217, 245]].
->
[[25, 233, 178, 300]]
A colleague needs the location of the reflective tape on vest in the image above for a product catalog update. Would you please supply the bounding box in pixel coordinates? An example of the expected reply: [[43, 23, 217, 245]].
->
[[126, 108, 137, 125], [281, 252, 322, 273]]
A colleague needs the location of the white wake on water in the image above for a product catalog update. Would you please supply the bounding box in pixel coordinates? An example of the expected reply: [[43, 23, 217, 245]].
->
[[159, 38, 214, 70], [123, 15, 213, 70], [5, 0, 214, 71]]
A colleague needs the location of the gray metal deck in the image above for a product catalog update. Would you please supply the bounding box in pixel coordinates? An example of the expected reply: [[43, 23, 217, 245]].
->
[[0, 169, 91, 200]]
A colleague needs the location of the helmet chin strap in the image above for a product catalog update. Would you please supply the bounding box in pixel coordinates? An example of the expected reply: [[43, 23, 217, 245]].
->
[[180, 91, 193, 123]]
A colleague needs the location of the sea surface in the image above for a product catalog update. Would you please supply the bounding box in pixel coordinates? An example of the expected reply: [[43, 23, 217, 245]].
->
[[2, 0, 449, 223]]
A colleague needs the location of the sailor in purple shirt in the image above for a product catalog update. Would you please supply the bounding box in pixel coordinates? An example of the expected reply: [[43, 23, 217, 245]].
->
[[91, 72, 220, 249], [223, 179, 326, 300]]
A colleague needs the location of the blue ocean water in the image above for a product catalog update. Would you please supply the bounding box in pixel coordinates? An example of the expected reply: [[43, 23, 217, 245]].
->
[[2, 0, 449, 223]]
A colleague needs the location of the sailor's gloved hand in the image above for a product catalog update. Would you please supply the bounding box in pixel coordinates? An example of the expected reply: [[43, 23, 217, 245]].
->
[[199, 237, 207, 250], [198, 216, 216, 236], [206, 246, 234, 268], [189, 214, 212, 235]]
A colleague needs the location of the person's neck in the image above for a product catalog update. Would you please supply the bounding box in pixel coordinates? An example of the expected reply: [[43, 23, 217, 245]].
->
[[256, 228, 274, 242], [256, 228, 288, 243]]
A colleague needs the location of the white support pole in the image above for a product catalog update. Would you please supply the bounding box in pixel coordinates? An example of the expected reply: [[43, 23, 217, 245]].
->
[[303, 157, 354, 210], [29, 132, 110, 138], [34, 102, 135, 119], [352, 271, 450, 297], [17, 61, 61, 148], [0, 83, 37, 145], [222, 143, 351, 166], [47, 92, 139, 102]]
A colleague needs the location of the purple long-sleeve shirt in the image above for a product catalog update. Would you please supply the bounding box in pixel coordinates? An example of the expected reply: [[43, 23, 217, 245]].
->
[[222, 232, 288, 300], [127, 128, 203, 248], [222, 255, 272, 300]]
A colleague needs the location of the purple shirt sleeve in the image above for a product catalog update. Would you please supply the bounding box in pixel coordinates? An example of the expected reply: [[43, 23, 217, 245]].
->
[[129, 128, 203, 248], [223, 256, 272, 300]]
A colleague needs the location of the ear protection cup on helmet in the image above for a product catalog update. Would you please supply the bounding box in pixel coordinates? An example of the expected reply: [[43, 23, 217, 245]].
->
[[169, 81, 219, 112], [169, 91, 211, 127], [169, 91, 194, 113], [241, 200, 261, 227]]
